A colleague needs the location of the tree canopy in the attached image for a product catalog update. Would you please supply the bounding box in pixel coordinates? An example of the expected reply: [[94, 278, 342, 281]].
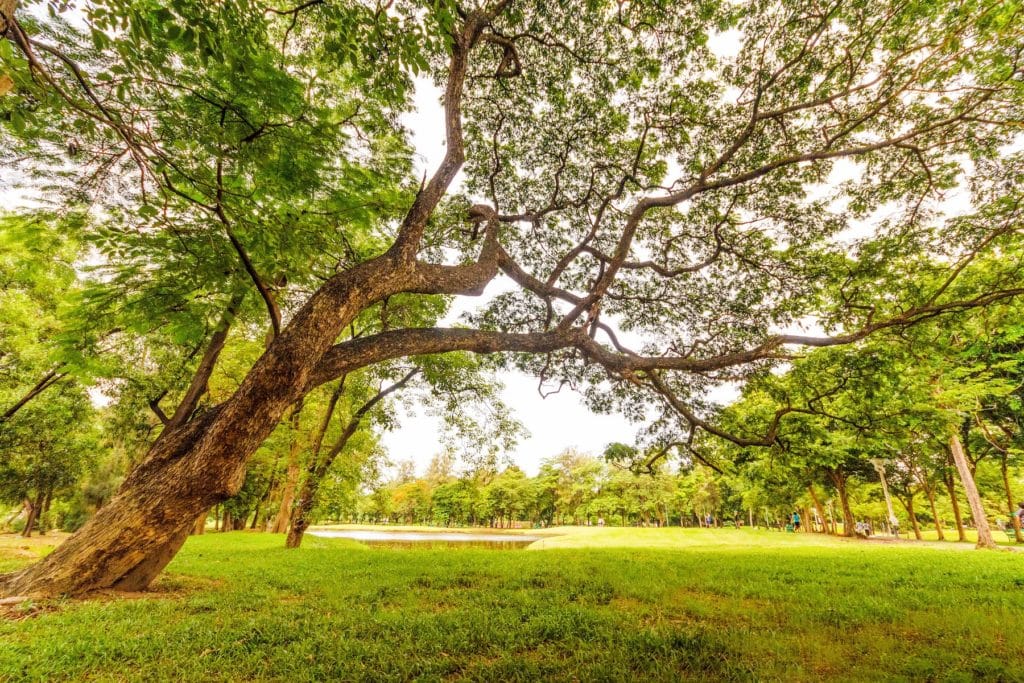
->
[[0, 0, 1022, 597]]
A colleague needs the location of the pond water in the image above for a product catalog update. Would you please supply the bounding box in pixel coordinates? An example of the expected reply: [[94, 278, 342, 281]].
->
[[308, 529, 544, 549]]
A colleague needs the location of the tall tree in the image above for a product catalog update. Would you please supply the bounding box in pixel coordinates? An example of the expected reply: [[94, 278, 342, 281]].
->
[[2, 0, 1023, 597]]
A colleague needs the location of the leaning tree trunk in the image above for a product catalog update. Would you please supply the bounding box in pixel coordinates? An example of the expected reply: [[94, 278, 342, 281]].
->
[[0, 27, 505, 596], [20, 494, 40, 539], [943, 468, 968, 542], [807, 485, 829, 534], [1, 255, 415, 598], [285, 474, 321, 549], [901, 495, 922, 540], [949, 432, 996, 549], [270, 457, 301, 533]]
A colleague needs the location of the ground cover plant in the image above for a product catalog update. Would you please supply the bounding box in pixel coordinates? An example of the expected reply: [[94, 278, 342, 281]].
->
[[1, 530, 1022, 682]]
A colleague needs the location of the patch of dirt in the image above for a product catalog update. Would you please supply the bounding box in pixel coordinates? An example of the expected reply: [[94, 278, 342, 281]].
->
[[0, 531, 69, 560], [89, 574, 224, 601], [0, 599, 54, 621], [0, 573, 223, 621]]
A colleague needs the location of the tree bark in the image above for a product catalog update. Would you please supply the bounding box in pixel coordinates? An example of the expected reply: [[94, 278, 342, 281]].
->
[[191, 512, 206, 535], [943, 466, 967, 542], [921, 479, 945, 541], [807, 484, 829, 534], [900, 495, 922, 540], [1000, 456, 1023, 543], [829, 469, 856, 537], [20, 496, 38, 538], [949, 432, 996, 549]]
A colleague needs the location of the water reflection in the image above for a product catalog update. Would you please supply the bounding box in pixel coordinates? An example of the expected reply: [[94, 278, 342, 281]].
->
[[309, 529, 543, 549]]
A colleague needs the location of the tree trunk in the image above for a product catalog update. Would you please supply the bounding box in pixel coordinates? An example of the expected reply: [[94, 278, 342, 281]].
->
[[1000, 456, 1023, 543], [221, 509, 233, 533], [807, 484, 829, 534], [20, 495, 39, 538], [829, 470, 856, 537], [949, 432, 996, 549], [286, 456, 339, 549], [922, 480, 944, 541], [270, 414, 307, 534], [0, 249, 423, 597], [191, 512, 206, 535], [36, 489, 52, 535], [900, 495, 922, 540], [943, 467, 967, 542]]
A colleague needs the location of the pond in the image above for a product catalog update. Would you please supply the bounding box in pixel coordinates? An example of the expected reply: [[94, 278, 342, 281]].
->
[[308, 529, 544, 549]]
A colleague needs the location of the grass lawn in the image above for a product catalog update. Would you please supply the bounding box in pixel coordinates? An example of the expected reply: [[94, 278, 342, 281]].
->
[[1, 528, 1023, 681]]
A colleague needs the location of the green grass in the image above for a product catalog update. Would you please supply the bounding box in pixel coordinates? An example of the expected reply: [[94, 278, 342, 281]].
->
[[1, 529, 1023, 681]]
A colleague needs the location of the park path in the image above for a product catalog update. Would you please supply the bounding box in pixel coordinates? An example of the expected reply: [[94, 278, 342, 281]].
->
[[855, 536, 1023, 552]]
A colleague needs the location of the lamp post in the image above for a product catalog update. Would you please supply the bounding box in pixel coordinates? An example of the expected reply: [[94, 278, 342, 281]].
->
[[870, 458, 899, 538]]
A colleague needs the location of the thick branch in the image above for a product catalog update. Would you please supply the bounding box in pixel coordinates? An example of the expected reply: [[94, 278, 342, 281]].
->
[[307, 327, 582, 391], [390, 16, 484, 260], [162, 290, 247, 432]]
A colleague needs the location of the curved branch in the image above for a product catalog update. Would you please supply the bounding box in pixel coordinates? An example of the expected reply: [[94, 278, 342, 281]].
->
[[306, 327, 582, 392]]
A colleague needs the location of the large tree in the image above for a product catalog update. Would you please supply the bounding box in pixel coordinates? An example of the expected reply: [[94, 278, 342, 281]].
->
[[2, 0, 1023, 597]]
